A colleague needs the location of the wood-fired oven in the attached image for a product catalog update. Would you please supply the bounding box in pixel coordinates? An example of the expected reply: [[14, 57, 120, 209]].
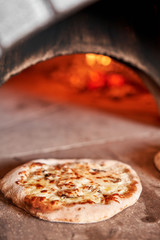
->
[[0, 0, 160, 239]]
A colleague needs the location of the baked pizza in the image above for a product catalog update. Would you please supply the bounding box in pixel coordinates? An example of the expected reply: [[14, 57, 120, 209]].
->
[[0, 159, 142, 223]]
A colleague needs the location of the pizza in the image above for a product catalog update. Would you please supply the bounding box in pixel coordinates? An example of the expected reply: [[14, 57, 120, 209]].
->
[[154, 152, 160, 171], [0, 159, 142, 223]]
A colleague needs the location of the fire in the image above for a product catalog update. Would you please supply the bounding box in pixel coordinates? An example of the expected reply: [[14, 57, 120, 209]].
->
[[85, 54, 111, 66], [100, 56, 112, 66], [85, 55, 125, 91], [85, 54, 97, 66], [88, 71, 106, 90], [106, 74, 125, 88], [69, 75, 87, 90], [13, 53, 147, 101]]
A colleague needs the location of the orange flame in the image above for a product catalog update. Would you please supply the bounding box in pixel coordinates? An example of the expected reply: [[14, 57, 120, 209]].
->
[[86, 54, 111, 66]]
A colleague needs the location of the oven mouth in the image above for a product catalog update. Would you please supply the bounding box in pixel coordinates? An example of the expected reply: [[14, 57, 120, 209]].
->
[[5, 53, 160, 127]]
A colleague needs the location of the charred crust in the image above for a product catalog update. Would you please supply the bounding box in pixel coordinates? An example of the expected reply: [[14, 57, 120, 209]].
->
[[44, 173, 54, 178], [24, 196, 61, 213], [41, 190, 48, 193], [121, 180, 138, 198], [36, 184, 43, 188], [49, 180, 55, 184], [34, 170, 42, 175], [67, 199, 95, 207], [104, 194, 120, 204], [103, 180, 138, 204], [18, 171, 26, 175], [30, 162, 45, 168], [123, 168, 130, 173], [111, 178, 121, 183], [54, 164, 62, 170]]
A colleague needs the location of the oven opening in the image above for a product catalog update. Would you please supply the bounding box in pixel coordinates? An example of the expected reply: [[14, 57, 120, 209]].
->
[[5, 53, 159, 122], [0, 53, 159, 160]]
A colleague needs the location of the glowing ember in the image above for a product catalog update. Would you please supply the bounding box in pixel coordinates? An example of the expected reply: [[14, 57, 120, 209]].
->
[[106, 74, 125, 88]]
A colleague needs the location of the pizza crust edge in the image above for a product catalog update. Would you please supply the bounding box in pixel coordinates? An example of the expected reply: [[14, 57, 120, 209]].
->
[[154, 152, 160, 171]]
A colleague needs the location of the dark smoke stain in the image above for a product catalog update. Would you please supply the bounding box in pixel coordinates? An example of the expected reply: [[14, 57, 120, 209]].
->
[[141, 216, 157, 223]]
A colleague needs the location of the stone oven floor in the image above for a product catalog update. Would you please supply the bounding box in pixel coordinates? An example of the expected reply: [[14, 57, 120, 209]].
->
[[0, 76, 160, 240]]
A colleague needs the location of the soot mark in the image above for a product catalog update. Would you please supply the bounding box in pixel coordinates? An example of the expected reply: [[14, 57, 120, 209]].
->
[[141, 216, 157, 223]]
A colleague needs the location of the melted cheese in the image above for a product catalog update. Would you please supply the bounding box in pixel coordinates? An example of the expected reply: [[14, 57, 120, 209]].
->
[[18, 162, 134, 205]]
